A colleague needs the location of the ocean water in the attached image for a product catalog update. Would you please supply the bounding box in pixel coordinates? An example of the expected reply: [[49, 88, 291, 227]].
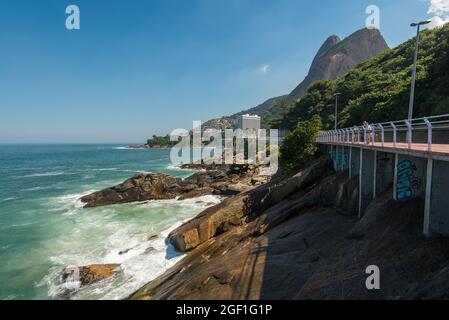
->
[[0, 144, 221, 300]]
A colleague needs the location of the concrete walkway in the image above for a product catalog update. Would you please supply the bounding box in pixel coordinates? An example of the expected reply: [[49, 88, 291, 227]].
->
[[319, 141, 449, 160]]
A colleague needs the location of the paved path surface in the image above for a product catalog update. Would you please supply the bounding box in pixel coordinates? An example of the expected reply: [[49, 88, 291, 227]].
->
[[318, 141, 449, 157]]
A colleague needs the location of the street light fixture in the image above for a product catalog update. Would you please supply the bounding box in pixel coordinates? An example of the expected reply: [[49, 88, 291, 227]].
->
[[408, 19, 431, 122]]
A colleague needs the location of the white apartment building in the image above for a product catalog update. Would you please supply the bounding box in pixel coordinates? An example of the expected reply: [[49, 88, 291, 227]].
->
[[238, 114, 261, 130]]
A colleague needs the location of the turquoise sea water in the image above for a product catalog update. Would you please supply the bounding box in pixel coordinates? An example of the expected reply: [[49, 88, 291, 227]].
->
[[0, 144, 221, 300]]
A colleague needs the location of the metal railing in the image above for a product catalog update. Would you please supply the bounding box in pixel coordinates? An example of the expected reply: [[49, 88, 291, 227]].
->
[[316, 114, 449, 152]]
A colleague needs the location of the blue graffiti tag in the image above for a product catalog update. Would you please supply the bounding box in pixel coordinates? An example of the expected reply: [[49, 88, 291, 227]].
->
[[329, 150, 349, 169], [396, 160, 415, 200]]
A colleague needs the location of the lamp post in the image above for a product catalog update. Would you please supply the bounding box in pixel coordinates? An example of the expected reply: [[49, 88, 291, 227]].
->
[[334, 93, 341, 130], [408, 20, 431, 122]]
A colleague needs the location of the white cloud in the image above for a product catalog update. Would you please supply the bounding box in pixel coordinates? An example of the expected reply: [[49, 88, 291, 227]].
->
[[428, 0, 449, 15], [427, 15, 449, 28], [426, 0, 449, 28], [256, 64, 270, 76]]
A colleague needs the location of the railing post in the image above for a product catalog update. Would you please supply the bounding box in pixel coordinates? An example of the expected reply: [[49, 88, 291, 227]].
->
[[391, 122, 397, 148], [350, 128, 354, 144], [363, 126, 367, 144], [405, 120, 412, 149], [379, 124, 385, 147], [371, 125, 375, 146], [357, 127, 360, 143], [424, 118, 432, 152]]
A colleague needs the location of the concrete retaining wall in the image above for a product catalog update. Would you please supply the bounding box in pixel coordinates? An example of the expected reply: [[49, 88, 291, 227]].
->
[[425, 160, 449, 236], [375, 151, 394, 197], [395, 154, 426, 201]]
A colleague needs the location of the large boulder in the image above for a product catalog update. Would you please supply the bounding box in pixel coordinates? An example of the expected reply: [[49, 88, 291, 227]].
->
[[81, 173, 180, 207], [63, 264, 120, 287]]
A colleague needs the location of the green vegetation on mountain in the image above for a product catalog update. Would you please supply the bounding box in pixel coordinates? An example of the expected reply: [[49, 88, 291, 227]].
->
[[280, 115, 322, 172], [277, 25, 449, 173], [280, 25, 449, 131]]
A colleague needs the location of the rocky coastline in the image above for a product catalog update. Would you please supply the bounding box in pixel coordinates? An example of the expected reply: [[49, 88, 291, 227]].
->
[[80, 163, 268, 208], [62, 162, 270, 288], [66, 155, 449, 299], [128, 155, 449, 300]]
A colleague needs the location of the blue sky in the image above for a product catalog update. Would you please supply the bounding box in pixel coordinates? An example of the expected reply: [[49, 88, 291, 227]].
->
[[0, 0, 442, 143]]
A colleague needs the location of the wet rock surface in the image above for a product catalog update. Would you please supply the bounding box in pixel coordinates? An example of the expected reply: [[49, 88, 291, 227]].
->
[[80, 164, 267, 208], [63, 264, 120, 287]]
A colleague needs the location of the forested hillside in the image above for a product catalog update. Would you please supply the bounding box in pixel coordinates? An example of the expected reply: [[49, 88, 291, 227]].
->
[[280, 25, 449, 131]]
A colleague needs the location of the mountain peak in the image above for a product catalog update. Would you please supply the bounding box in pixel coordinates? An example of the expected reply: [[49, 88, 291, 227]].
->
[[312, 35, 342, 64], [287, 28, 389, 102], [202, 28, 390, 130]]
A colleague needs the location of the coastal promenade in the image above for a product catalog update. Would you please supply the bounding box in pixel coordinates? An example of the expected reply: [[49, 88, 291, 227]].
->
[[316, 114, 449, 236]]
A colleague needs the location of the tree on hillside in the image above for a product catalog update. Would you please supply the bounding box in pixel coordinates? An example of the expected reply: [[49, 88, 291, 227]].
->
[[280, 115, 323, 172]]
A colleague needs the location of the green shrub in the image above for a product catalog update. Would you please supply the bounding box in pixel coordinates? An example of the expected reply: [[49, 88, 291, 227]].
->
[[280, 115, 323, 172]]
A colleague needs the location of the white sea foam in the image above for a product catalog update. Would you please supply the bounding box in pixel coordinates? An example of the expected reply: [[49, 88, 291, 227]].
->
[[113, 147, 147, 150], [17, 171, 76, 178], [20, 186, 54, 192], [1, 197, 18, 203], [166, 164, 183, 170], [50, 191, 95, 215], [39, 194, 223, 300]]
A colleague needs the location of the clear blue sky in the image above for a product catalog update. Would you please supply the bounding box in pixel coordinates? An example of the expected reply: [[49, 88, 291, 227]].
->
[[0, 0, 439, 143]]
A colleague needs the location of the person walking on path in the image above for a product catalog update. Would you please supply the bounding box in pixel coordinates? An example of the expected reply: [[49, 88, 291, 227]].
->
[[363, 121, 373, 144]]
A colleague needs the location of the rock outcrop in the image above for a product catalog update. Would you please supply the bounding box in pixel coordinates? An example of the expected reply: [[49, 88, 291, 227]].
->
[[167, 156, 332, 252], [63, 264, 120, 287], [287, 28, 389, 103], [130, 156, 449, 300], [80, 164, 267, 208]]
